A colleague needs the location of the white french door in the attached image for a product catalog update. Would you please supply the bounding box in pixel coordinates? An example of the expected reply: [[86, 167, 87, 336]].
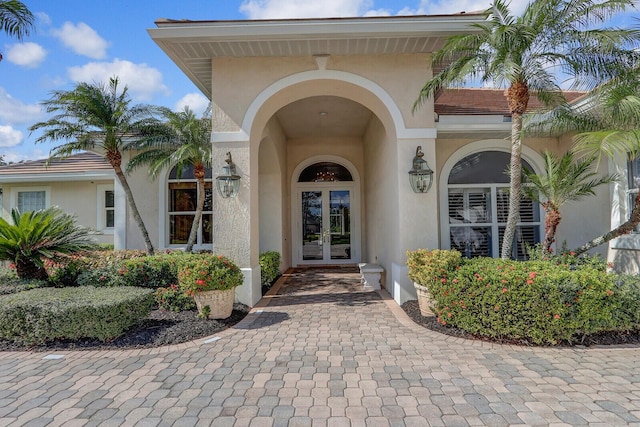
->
[[295, 184, 358, 265]]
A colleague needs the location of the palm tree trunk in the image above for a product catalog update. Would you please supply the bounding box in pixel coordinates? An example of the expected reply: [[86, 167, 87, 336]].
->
[[16, 257, 48, 280], [574, 192, 640, 256], [501, 82, 529, 259], [542, 203, 561, 254], [185, 175, 206, 253], [109, 152, 155, 256]]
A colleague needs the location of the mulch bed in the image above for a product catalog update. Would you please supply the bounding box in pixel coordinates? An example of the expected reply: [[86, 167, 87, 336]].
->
[[402, 300, 640, 347], [0, 303, 250, 352]]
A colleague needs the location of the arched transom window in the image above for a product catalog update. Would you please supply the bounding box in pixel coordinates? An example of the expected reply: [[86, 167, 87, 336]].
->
[[298, 162, 353, 183], [168, 165, 213, 246], [447, 151, 541, 259]]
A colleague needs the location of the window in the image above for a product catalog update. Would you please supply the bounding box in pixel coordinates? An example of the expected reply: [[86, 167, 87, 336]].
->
[[17, 190, 46, 212], [627, 156, 640, 231], [97, 184, 115, 232], [168, 165, 213, 246], [447, 151, 542, 259]]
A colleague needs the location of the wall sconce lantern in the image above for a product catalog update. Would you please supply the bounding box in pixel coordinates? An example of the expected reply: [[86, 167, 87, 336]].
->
[[408, 146, 433, 193], [216, 152, 241, 198]]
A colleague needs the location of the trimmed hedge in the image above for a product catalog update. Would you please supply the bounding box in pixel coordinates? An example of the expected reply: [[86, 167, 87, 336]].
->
[[0, 286, 153, 345], [259, 251, 281, 286], [408, 250, 640, 345], [0, 268, 48, 295]]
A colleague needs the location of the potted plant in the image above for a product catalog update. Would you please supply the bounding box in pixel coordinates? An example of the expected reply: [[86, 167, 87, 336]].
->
[[179, 255, 244, 319], [406, 249, 461, 317]]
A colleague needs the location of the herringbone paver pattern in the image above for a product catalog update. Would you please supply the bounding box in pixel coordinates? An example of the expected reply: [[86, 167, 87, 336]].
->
[[1, 266, 640, 426]]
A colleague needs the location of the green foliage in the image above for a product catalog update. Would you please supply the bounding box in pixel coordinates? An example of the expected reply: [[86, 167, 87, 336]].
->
[[0, 286, 153, 345], [179, 255, 243, 295], [197, 305, 211, 319], [0, 0, 34, 40], [0, 207, 98, 279], [259, 251, 281, 286], [422, 257, 639, 345], [0, 267, 47, 295], [154, 283, 195, 312], [406, 249, 462, 287], [526, 243, 608, 271]]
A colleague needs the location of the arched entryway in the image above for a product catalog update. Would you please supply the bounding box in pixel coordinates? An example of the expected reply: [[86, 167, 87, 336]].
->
[[291, 157, 361, 265]]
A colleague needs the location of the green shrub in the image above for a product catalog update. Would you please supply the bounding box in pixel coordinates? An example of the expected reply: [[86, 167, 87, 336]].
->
[[74, 250, 161, 288], [179, 255, 244, 295], [155, 283, 196, 312], [0, 286, 153, 345], [526, 242, 607, 271], [425, 257, 637, 345], [406, 249, 462, 286], [259, 251, 281, 286], [0, 267, 48, 295]]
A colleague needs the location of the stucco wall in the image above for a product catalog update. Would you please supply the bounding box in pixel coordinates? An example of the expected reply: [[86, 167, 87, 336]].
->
[[259, 117, 291, 271], [211, 54, 432, 134], [363, 115, 397, 285], [1, 180, 114, 245]]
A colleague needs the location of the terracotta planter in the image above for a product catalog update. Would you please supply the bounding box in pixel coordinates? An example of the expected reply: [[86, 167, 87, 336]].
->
[[414, 282, 434, 317], [193, 288, 235, 319]]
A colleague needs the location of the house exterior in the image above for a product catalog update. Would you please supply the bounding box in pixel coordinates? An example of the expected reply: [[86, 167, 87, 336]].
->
[[2, 14, 635, 307], [0, 152, 116, 246]]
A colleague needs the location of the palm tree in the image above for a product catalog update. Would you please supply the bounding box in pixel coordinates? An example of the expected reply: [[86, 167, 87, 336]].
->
[[0, 0, 33, 62], [414, 0, 639, 259], [521, 150, 617, 254], [531, 69, 640, 255], [29, 77, 163, 255], [0, 207, 97, 280], [127, 106, 212, 252]]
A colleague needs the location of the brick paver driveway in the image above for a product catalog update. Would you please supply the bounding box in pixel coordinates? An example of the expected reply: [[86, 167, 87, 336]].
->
[[1, 267, 640, 426]]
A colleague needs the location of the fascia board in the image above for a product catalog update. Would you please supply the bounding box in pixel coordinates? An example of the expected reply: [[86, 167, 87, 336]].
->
[[0, 172, 114, 184]]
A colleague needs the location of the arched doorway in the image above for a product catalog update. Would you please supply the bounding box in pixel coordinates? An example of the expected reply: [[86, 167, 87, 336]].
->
[[291, 157, 361, 265]]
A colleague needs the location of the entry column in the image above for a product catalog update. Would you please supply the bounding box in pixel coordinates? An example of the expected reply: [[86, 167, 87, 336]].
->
[[212, 137, 261, 306]]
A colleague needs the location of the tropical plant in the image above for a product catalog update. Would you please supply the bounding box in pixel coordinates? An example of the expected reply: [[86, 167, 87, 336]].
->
[[0, 207, 97, 280], [29, 77, 164, 255], [528, 69, 640, 255], [127, 106, 212, 252], [0, 0, 34, 62], [414, 0, 640, 259], [521, 150, 617, 254]]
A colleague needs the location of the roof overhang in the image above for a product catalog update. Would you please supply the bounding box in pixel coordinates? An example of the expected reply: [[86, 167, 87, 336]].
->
[[0, 171, 114, 184], [148, 14, 486, 98]]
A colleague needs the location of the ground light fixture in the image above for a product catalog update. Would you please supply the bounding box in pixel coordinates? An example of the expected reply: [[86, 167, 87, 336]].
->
[[216, 152, 241, 198], [409, 146, 433, 193]]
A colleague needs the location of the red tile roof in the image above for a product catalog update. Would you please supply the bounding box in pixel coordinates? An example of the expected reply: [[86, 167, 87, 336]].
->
[[0, 152, 112, 175], [435, 88, 585, 116]]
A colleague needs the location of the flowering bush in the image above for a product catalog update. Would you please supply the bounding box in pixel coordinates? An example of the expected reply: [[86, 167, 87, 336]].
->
[[410, 254, 640, 345], [178, 255, 243, 296], [155, 283, 196, 312], [406, 249, 462, 286]]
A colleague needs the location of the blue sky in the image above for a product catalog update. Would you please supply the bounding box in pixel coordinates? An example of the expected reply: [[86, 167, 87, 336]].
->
[[0, 0, 635, 161]]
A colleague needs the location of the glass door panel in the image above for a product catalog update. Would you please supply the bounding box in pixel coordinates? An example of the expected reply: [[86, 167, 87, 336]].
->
[[329, 190, 351, 260], [302, 191, 323, 261]]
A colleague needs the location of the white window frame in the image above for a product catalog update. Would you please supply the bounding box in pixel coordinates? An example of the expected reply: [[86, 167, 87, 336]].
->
[[10, 186, 50, 213], [96, 184, 115, 234], [439, 141, 545, 258]]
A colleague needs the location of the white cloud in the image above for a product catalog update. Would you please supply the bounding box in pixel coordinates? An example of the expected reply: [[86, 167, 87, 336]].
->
[[240, 0, 373, 18], [175, 93, 210, 117], [2, 148, 47, 163], [68, 59, 169, 101], [52, 22, 109, 59], [0, 87, 43, 125], [5, 42, 47, 68], [35, 12, 51, 26], [0, 126, 24, 148], [363, 9, 392, 16]]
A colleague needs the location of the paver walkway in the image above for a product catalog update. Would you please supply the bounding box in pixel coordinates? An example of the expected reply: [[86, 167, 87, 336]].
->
[[1, 267, 640, 426]]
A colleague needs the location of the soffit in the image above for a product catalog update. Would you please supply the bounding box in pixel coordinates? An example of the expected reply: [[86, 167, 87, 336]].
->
[[148, 14, 486, 98]]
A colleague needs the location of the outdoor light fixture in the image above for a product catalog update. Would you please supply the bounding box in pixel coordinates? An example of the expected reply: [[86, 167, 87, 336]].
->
[[408, 146, 433, 193], [216, 152, 241, 198]]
